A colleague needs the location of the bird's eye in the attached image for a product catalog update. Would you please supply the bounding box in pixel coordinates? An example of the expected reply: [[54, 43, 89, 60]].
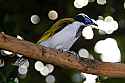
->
[[84, 16, 94, 25]]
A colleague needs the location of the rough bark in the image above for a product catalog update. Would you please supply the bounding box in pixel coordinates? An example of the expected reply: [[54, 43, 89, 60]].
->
[[0, 32, 125, 78]]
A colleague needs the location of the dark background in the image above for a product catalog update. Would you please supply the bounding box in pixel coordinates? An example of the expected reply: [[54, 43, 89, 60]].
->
[[0, 0, 125, 83]]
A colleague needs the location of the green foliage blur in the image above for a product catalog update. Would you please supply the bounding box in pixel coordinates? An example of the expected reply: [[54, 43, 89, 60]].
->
[[0, 0, 125, 83]]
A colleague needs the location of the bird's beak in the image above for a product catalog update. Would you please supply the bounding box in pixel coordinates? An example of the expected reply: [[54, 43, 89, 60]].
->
[[91, 19, 98, 26], [93, 23, 98, 26]]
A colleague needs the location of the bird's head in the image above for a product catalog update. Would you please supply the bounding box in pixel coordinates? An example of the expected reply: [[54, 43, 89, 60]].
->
[[74, 13, 98, 26]]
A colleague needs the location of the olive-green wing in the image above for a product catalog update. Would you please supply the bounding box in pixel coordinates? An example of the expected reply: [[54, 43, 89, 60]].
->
[[37, 18, 75, 44]]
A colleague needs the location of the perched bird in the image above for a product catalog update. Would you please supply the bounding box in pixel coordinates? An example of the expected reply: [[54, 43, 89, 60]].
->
[[35, 13, 97, 76], [37, 13, 97, 52]]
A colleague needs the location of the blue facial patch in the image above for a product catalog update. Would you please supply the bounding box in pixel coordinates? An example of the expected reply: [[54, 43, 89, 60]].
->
[[74, 14, 97, 26]]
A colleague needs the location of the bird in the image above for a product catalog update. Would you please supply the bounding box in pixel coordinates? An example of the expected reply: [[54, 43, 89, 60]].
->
[[35, 13, 98, 76], [37, 13, 97, 53]]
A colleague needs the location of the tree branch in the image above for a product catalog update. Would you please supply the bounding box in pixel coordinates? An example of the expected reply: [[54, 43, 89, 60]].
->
[[0, 32, 125, 78]]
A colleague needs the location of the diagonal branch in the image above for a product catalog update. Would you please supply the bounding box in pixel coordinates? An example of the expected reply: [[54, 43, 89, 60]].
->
[[0, 32, 125, 78]]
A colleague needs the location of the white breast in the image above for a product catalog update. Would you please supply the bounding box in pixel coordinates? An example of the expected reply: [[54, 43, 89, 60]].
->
[[40, 21, 84, 51]]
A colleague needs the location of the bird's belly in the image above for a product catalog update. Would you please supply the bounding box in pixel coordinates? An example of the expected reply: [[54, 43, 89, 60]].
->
[[40, 21, 83, 51], [40, 30, 78, 51]]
